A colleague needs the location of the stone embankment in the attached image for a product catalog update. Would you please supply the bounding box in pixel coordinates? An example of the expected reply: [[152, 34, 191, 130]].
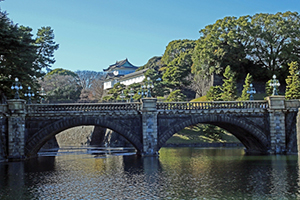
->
[[55, 126, 94, 146], [43, 126, 131, 148], [164, 143, 243, 148]]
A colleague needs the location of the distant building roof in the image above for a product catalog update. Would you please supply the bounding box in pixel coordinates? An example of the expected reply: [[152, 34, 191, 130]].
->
[[104, 68, 148, 82], [103, 58, 139, 72]]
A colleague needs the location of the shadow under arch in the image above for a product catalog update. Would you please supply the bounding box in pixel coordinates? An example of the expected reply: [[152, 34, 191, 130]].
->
[[158, 114, 270, 154], [25, 116, 142, 158]]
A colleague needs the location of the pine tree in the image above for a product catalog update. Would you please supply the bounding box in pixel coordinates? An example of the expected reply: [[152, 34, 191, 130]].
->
[[221, 66, 237, 101], [285, 61, 300, 100], [265, 80, 273, 97], [239, 73, 253, 100], [206, 86, 222, 101]]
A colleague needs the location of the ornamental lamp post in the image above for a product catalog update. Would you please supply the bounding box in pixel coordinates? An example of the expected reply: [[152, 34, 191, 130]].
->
[[269, 74, 280, 95], [120, 90, 125, 102], [145, 77, 154, 98], [139, 85, 147, 98], [128, 88, 135, 102], [11, 77, 23, 99], [246, 83, 256, 100], [40, 87, 46, 103], [24, 86, 35, 104]]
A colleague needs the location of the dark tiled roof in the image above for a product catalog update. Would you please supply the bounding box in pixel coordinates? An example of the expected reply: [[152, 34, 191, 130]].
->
[[103, 58, 139, 71], [120, 68, 148, 80], [104, 68, 148, 81]]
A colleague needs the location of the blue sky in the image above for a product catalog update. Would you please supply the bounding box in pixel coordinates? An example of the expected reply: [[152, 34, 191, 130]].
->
[[1, 0, 300, 72]]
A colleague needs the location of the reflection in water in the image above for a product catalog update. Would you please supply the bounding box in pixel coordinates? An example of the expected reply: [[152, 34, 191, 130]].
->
[[0, 147, 300, 199]]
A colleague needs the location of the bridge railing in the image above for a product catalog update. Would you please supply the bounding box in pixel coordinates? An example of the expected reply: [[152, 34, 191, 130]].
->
[[26, 102, 142, 114], [0, 104, 8, 115], [157, 101, 269, 110]]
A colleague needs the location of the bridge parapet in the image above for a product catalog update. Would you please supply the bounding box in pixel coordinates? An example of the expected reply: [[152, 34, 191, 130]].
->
[[157, 100, 269, 110], [26, 102, 142, 114], [285, 99, 300, 111], [0, 104, 8, 115]]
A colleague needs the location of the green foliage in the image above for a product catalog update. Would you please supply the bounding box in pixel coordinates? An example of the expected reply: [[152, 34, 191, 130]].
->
[[161, 39, 196, 64], [192, 16, 251, 77], [143, 69, 168, 97], [285, 61, 300, 99], [0, 13, 39, 98], [166, 90, 186, 102], [40, 73, 82, 103], [201, 124, 223, 141], [102, 95, 114, 101], [221, 66, 237, 101], [265, 80, 273, 97], [136, 56, 163, 71], [107, 82, 126, 100], [206, 66, 237, 101], [46, 68, 78, 77], [102, 82, 140, 102], [35, 26, 59, 71], [206, 86, 222, 101], [167, 124, 237, 144], [161, 39, 196, 89], [0, 10, 59, 99], [190, 95, 207, 102], [239, 73, 253, 100], [192, 11, 300, 82]]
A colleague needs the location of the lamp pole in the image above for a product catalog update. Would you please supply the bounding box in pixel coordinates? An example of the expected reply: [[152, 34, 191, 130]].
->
[[128, 88, 135, 102], [11, 77, 23, 99], [269, 75, 280, 95], [247, 83, 256, 100], [139, 85, 147, 98], [145, 77, 154, 98], [24, 86, 35, 104], [120, 90, 125, 102], [40, 87, 46, 103]]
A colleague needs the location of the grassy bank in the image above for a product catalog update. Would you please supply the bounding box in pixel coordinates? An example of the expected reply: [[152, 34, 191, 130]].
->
[[166, 124, 240, 144], [174, 93, 268, 145]]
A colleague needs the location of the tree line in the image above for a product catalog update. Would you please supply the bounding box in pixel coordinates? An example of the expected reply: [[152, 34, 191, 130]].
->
[[2, 8, 300, 103], [0, 7, 58, 102], [104, 11, 300, 102]]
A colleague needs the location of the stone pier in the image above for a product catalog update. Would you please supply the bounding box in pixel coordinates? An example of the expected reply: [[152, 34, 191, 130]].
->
[[141, 98, 158, 156], [0, 97, 300, 161], [7, 99, 26, 160]]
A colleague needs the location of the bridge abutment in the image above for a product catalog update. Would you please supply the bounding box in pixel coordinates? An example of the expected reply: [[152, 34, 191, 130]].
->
[[7, 99, 26, 160], [267, 96, 289, 154], [141, 98, 159, 156], [1, 97, 300, 161]]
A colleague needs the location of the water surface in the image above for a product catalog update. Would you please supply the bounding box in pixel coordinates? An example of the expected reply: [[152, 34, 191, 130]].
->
[[0, 147, 299, 199]]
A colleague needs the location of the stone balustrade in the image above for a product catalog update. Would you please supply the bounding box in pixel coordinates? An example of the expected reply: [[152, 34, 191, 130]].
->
[[1, 101, 270, 115], [26, 102, 142, 114], [0, 104, 8, 115], [1, 97, 300, 161], [157, 100, 269, 110]]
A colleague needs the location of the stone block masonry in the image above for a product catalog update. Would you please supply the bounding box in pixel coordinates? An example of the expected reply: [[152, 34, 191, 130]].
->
[[0, 96, 300, 161], [7, 99, 26, 160], [141, 98, 159, 156]]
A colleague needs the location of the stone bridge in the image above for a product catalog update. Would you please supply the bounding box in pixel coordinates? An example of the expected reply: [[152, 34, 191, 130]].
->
[[0, 96, 300, 161]]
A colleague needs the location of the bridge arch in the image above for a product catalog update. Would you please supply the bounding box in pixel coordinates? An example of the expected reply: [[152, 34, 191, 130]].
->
[[25, 115, 142, 157], [158, 114, 269, 154]]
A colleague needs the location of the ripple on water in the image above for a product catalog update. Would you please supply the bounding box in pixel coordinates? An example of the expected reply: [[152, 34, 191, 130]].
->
[[1, 147, 300, 199]]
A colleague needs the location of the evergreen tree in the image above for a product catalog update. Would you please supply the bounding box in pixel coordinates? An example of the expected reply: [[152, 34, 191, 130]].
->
[[239, 73, 253, 100], [221, 66, 237, 101], [206, 86, 222, 101], [39, 69, 82, 103], [265, 80, 273, 97], [0, 10, 59, 99], [285, 61, 300, 99], [166, 90, 186, 102]]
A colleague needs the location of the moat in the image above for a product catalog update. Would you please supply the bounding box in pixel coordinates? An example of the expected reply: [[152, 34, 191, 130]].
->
[[1, 147, 299, 199]]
